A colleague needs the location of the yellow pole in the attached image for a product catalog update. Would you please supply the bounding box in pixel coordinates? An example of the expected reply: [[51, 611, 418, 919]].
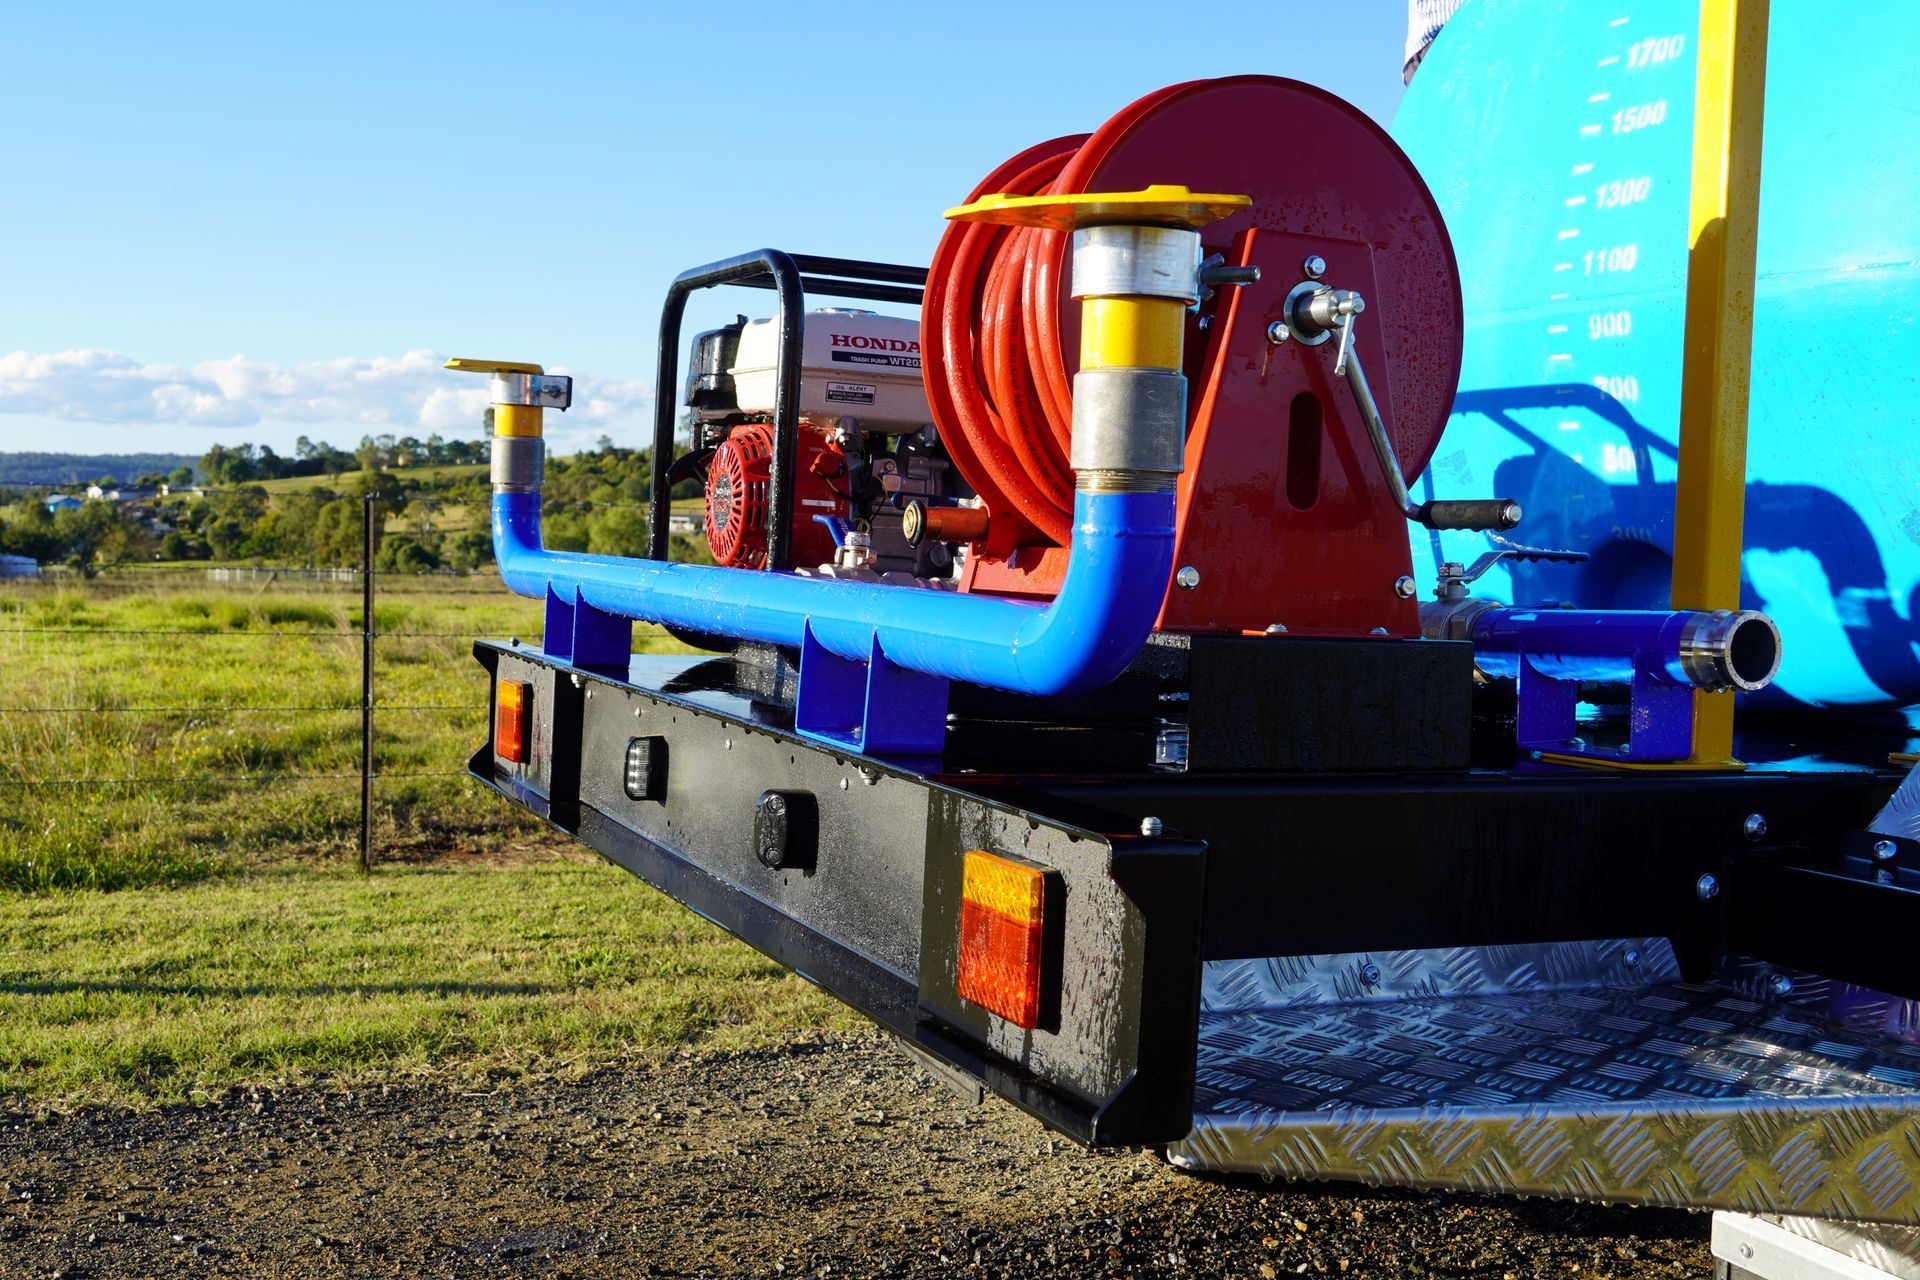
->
[[1670, 0, 1770, 766]]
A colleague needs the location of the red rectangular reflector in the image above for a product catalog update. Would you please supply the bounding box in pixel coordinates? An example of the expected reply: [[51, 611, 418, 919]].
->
[[495, 680, 529, 763], [956, 849, 1050, 1029]]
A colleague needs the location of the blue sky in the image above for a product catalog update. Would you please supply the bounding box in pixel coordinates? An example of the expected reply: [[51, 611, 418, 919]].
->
[[0, 1, 1413, 458]]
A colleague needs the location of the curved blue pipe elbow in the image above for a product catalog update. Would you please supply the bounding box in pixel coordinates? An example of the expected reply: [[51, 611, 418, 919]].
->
[[492, 489, 1174, 699]]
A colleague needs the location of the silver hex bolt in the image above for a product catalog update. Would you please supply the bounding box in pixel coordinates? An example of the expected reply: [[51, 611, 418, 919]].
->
[[1394, 575, 1416, 598], [1696, 873, 1722, 901], [1175, 566, 1201, 590], [1303, 255, 1328, 280], [1140, 816, 1164, 837], [1743, 813, 1768, 841], [1265, 320, 1290, 346], [1874, 838, 1898, 861]]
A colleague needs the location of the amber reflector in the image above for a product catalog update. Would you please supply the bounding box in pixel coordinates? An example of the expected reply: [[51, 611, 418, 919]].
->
[[495, 680, 529, 763], [956, 849, 1048, 1029]]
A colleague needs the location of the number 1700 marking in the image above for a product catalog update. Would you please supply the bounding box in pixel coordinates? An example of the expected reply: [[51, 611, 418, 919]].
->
[[1626, 34, 1686, 68]]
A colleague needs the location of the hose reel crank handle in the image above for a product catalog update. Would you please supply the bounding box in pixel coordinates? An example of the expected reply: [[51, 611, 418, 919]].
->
[[1297, 285, 1522, 533]]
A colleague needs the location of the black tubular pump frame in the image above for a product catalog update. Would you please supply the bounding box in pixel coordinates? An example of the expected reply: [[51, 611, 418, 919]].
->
[[646, 252, 931, 571]]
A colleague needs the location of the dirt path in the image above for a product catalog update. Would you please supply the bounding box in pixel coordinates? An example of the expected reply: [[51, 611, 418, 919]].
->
[[0, 1033, 1708, 1278]]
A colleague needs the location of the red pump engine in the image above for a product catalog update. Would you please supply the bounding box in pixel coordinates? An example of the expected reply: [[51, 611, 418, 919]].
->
[[704, 422, 848, 570]]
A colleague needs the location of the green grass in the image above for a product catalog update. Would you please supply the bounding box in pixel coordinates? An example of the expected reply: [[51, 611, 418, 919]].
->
[[0, 856, 852, 1107], [0, 579, 693, 890], [250, 462, 488, 493], [0, 577, 836, 1109]]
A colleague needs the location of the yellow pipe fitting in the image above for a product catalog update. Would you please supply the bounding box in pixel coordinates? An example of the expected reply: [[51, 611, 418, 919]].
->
[[1079, 297, 1185, 371], [444, 358, 550, 439], [493, 403, 544, 438]]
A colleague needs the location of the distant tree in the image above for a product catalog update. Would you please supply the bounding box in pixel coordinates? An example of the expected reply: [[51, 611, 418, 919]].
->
[[586, 505, 647, 557], [376, 533, 441, 573], [205, 516, 246, 560], [168, 465, 195, 488], [0, 499, 61, 562], [444, 529, 492, 572], [157, 530, 207, 561], [309, 499, 369, 567], [354, 437, 383, 474]]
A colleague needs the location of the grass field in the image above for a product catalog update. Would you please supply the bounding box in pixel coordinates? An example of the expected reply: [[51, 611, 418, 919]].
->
[[0, 573, 840, 1107], [0, 576, 571, 890], [0, 854, 847, 1107], [250, 463, 488, 493]]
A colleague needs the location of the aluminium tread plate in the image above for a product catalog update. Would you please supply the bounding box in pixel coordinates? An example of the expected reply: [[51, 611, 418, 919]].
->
[[1171, 944, 1920, 1222]]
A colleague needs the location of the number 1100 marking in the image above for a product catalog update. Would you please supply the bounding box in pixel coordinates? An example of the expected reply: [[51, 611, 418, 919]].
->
[[1583, 244, 1639, 274]]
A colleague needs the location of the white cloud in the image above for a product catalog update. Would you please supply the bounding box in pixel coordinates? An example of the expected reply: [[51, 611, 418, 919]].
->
[[0, 348, 652, 437]]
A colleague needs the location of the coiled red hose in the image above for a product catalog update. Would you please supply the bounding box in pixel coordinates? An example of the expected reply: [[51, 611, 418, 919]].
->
[[921, 135, 1085, 548], [922, 83, 1206, 549]]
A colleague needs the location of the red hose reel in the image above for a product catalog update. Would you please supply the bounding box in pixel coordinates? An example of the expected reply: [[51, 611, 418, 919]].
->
[[923, 76, 1465, 637]]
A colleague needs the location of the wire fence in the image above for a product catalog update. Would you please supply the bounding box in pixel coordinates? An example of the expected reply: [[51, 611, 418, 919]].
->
[[0, 492, 563, 873]]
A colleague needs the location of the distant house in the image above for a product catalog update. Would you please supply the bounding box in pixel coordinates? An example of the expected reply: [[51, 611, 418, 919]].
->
[[667, 512, 705, 534], [85, 485, 159, 503], [0, 555, 38, 579], [44, 494, 81, 513]]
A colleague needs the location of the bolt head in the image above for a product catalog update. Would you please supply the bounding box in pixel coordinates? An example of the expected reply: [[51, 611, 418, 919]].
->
[[1359, 961, 1382, 986], [1743, 813, 1769, 841], [1874, 838, 1898, 861], [1394, 575, 1416, 599], [1769, 973, 1795, 996], [1265, 320, 1290, 346], [1140, 816, 1164, 838], [1696, 872, 1721, 901], [1175, 565, 1201, 590], [1303, 255, 1328, 279], [1622, 948, 1642, 967]]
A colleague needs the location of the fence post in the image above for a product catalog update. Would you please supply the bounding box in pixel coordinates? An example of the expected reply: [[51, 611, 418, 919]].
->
[[360, 492, 376, 873]]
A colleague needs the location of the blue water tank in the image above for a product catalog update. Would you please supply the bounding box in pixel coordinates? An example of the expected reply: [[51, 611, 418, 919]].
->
[[1392, 0, 1920, 709]]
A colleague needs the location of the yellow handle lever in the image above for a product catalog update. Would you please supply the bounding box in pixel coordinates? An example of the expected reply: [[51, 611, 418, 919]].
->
[[444, 357, 545, 376]]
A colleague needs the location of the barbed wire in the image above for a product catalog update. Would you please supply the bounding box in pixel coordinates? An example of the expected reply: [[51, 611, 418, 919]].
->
[[0, 705, 483, 714], [0, 628, 501, 638], [0, 771, 468, 788]]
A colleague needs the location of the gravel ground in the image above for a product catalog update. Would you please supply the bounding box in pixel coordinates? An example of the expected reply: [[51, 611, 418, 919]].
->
[[0, 1033, 1709, 1279]]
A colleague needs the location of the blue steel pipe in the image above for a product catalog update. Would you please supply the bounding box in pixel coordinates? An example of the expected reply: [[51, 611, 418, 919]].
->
[[1460, 606, 1781, 693], [493, 488, 1175, 698]]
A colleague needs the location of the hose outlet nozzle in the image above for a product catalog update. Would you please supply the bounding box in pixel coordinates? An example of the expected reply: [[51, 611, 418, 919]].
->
[[1680, 609, 1782, 693]]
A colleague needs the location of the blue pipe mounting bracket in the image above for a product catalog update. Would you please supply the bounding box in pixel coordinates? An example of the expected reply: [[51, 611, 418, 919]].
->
[[1471, 608, 1731, 762], [491, 489, 1176, 758]]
